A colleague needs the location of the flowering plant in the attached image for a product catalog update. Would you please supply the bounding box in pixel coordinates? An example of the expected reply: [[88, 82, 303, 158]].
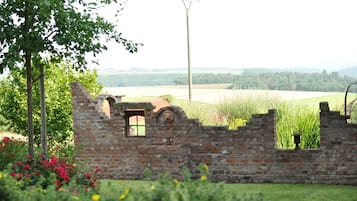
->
[[0, 136, 27, 170], [10, 154, 76, 189], [9, 153, 100, 192]]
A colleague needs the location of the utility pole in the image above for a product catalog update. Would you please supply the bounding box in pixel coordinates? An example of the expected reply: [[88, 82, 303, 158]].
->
[[182, 0, 199, 103]]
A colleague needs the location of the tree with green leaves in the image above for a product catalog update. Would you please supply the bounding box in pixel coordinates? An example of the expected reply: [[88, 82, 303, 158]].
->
[[0, 62, 102, 146], [0, 0, 141, 159]]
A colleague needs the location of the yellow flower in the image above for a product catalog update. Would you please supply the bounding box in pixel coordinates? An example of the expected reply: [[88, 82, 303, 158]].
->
[[200, 175, 207, 182], [203, 164, 209, 172], [91, 194, 100, 201], [0, 172, 2, 179], [173, 179, 179, 186], [150, 185, 156, 191], [124, 188, 131, 195], [72, 196, 80, 200], [118, 194, 126, 200]]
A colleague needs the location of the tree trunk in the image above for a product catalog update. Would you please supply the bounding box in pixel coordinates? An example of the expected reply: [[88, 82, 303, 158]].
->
[[40, 63, 47, 157], [25, 52, 35, 162], [24, 0, 34, 163]]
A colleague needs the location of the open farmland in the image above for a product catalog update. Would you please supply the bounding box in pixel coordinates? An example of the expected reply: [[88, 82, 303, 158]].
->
[[102, 84, 343, 104]]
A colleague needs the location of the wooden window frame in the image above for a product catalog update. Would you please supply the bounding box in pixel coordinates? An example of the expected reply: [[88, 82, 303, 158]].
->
[[125, 110, 145, 137]]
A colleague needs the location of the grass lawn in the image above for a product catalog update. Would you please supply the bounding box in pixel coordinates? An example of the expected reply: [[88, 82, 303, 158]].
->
[[100, 180, 357, 201]]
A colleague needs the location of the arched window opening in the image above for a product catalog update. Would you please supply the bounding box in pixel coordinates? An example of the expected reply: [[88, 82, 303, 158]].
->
[[101, 99, 110, 118]]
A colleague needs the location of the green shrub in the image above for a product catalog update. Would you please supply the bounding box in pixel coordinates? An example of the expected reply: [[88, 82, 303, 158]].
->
[[100, 164, 263, 201], [0, 137, 28, 171], [1, 164, 263, 201]]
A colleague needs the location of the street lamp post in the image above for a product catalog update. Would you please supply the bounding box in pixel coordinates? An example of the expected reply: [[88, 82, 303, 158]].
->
[[182, 0, 198, 103]]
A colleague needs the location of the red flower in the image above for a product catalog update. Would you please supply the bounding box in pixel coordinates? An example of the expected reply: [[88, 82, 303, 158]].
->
[[84, 174, 92, 179], [55, 179, 62, 188], [10, 172, 16, 177], [25, 173, 30, 178], [18, 172, 23, 179], [49, 155, 58, 167], [16, 161, 23, 167], [95, 167, 101, 173], [24, 164, 31, 170], [38, 153, 45, 159], [2, 137, 10, 145], [34, 170, 40, 176]]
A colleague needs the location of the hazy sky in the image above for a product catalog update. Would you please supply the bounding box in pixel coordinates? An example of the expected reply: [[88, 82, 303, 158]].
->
[[90, 0, 357, 70]]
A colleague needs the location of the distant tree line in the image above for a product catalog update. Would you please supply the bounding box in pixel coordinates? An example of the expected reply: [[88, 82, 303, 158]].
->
[[98, 71, 355, 92], [173, 71, 354, 92], [230, 71, 355, 92], [174, 73, 235, 85]]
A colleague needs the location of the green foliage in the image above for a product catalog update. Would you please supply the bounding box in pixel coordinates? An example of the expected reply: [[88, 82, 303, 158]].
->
[[0, 170, 96, 201], [276, 103, 320, 149], [0, 164, 264, 201], [228, 118, 247, 129], [0, 137, 28, 171], [0, 0, 141, 73], [0, 137, 100, 201], [0, 63, 102, 145], [100, 165, 262, 201]]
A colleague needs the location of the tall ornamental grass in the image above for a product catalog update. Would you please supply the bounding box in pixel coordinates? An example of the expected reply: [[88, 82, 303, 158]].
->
[[276, 104, 320, 149], [215, 93, 281, 128], [214, 94, 320, 149]]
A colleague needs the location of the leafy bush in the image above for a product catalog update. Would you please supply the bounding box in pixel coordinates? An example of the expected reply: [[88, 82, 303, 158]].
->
[[9, 153, 99, 191], [0, 62, 102, 146], [0, 137, 28, 171], [0, 164, 263, 201], [101, 164, 263, 201]]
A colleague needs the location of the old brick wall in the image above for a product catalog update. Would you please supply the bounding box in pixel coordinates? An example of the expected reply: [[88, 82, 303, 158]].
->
[[71, 82, 357, 185]]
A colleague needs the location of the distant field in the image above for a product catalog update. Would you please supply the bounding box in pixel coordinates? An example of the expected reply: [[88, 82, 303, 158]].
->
[[102, 84, 343, 105]]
